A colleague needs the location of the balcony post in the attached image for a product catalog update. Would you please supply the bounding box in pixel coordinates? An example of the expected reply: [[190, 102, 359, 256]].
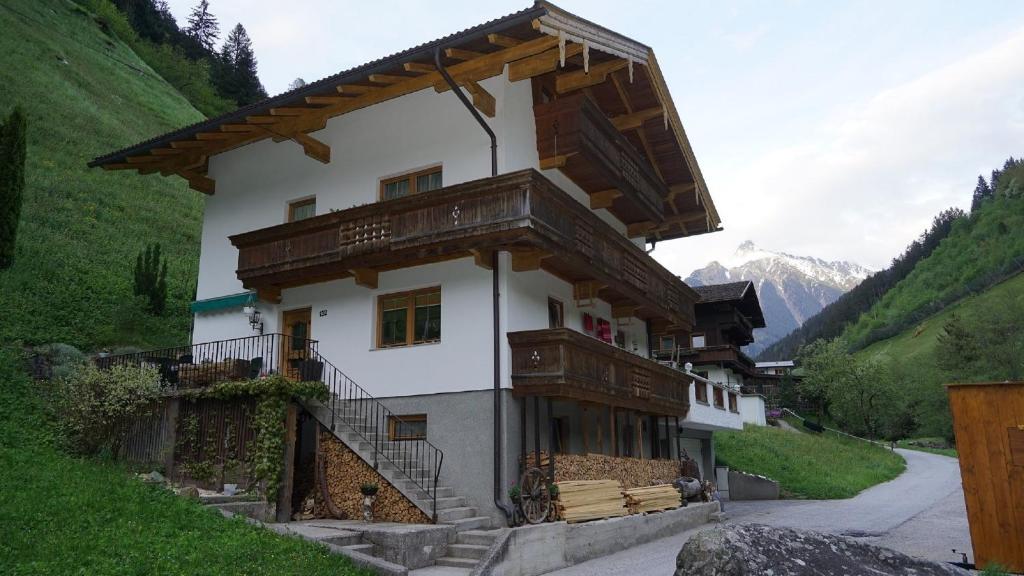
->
[[547, 397, 556, 482]]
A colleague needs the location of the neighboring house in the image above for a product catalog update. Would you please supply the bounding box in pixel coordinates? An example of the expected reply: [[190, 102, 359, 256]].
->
[[655, 280, 770, 458], [90, 2, 724, 527], [755, 360, 795, 376]]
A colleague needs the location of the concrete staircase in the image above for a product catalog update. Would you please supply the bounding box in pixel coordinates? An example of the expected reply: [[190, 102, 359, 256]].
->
[[436, 528, 501, 569], [302, 396, 494, 533]]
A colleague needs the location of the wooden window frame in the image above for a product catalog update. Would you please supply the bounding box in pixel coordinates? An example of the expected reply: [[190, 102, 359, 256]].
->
[[691, 333, 706, 349], [287, 197, 316, 222], [379, 166, 443, 201], [694, 381, 709, 405], [376, 286, 442, 348], [388, 414, 427, 441], [728, 392, 739, 413], [655, 334, 675, 353], [547, 297, 564, 329], [713, 387, 725, 410]]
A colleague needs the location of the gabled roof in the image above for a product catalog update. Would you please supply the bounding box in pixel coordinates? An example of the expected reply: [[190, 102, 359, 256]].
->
[[693, 280, 766, 328], [87, 2, 721, 239]]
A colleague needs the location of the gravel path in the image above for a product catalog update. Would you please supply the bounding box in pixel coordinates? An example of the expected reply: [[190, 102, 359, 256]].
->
[[546, 448, 971, 576]]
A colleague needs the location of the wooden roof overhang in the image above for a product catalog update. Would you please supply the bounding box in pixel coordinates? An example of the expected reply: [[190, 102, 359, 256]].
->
[[88, 2, 721, 241], [678, 344, 757, 375], [229, 169, 698, 328], [509, 328, 691, 416]]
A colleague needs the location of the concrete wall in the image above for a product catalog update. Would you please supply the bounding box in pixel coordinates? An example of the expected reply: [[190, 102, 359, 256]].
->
[[740, 394, 767, 426], [727, 469, 780, 501], [477, 502, 720, 576]]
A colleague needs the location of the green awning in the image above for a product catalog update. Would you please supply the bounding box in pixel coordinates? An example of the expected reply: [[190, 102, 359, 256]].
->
[[190, 292, 255, 314]]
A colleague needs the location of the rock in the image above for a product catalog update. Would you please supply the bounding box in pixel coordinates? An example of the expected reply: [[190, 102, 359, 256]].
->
[[140, 470, 166, 484], [676, 524, 969, 576], [177, 486, 200, 501]]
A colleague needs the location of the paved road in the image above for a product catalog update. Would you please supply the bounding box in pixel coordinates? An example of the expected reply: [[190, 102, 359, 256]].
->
[[547, 449, 971, 576]]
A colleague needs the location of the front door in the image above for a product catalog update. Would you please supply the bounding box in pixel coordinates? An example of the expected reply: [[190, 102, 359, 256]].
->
[[281, 307, 312, 379]]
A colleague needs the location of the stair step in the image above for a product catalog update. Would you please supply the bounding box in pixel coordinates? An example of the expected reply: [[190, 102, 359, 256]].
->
[[322, 533, 363, 547], [341, 543, 374, 555], [449, 516, 492, 532], [437, 506, 477, 522], [457, 530, 502, 546], [446, 544, 489, 560], [430, 496, 466, 510], [435, 557, 479, 569]]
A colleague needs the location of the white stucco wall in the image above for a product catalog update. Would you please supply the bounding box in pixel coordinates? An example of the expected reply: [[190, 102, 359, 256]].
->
[[191, 68, 658, 395], [683, 377, 743, 431], [740, 394, 767, 426]]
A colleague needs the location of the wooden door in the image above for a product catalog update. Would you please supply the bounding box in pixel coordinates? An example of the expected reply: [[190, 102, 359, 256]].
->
[[281, 308, 312, 379]]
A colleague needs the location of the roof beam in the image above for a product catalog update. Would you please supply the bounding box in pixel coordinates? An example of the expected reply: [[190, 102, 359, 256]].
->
[[464, 79, 495, 118], [304, 95, 350, 105], [610, 107, 663, 131], [367, 73, 408, 85], [487, 33, 522, 48], [444, 47, 485, 61], [556, 59, 628, 93], [508, 43, 583, 82], [336, 85, 379, 95], [269, 107, 312, 116], [291, 132, 330, 164], [180, 170, 215, 195], [403, 62, 435, 74]]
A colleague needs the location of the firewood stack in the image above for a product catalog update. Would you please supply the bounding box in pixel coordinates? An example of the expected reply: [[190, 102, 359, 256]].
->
[[623, 484, 682, 514], [554, 480, 628, 523], [525, 452, 679, 489]]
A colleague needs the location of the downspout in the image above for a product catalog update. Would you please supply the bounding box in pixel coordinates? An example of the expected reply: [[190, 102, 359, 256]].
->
[[434, 47, 514, 522]]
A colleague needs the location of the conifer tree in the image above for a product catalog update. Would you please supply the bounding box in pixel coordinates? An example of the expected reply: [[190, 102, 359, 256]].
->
[[218, 24, 266, 106], [133, 243, 168, 314], [970, 175, 991, 213], [0, 107, 27, 270], [185, 0, 219, 52]]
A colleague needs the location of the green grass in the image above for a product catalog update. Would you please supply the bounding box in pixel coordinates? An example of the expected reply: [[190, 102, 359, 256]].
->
[[715, 424, 906, 499], [896, 438, 958, 458], [0, 0, 204, 349], [0, 348, 371, 575]]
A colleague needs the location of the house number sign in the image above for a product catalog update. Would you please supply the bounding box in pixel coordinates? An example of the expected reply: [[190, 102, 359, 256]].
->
[[319, 309, 328, 317]]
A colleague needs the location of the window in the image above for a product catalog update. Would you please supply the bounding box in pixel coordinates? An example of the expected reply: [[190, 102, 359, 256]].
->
[[694, 381, 709, 404], [389, 414, 427, 441], [377, 287, 441, 348], [548, 297, 564, 329], [657, 335, 675, 352], [713, 387, 725, 409], [288, 197, 316, 222], [728, 393, 739, 413], [691, 333, 706, 348], [380, 167, 443, 200]]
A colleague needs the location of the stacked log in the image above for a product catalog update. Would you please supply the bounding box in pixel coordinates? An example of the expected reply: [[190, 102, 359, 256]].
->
[[526, 452, 679, 489], [555, 480, 628, 523], [315, 429, 430, 524], [624, 484, 682, 514]]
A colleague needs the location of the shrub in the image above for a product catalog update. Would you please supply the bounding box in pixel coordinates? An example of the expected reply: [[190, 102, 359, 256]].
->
[[32, 343, 86, 381], [50, 363, 163, 455]]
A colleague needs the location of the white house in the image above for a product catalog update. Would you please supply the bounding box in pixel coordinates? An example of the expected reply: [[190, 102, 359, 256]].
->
[[91, 2, 727, 528]]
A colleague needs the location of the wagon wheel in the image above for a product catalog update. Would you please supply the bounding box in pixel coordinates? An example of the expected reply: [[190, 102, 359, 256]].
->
[[519, 467, 551, 524]]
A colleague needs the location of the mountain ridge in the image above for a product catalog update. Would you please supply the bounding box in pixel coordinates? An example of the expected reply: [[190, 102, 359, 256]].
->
[[686, 241, 871, 357]]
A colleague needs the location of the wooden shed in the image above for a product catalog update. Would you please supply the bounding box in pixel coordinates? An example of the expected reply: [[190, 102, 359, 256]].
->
[[947, 381, 1024, 572]]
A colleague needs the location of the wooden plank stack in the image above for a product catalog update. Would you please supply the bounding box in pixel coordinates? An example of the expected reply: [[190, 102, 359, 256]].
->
[[555, 480, 628, 523], [624, 484, 682, 514]]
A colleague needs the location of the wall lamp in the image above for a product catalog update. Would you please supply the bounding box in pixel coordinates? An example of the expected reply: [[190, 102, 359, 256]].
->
[[242, 303, 263, 335]]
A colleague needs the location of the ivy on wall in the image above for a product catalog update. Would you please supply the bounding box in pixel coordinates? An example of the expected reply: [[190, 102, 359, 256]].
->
[[181, 375, 327, 502]]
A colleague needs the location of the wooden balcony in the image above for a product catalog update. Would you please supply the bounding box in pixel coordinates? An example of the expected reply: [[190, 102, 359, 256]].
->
[[676, 344, 756, 374], [509, 328, 690, 416], [534, 93, 667, 229], [230, 169, 696, 327]]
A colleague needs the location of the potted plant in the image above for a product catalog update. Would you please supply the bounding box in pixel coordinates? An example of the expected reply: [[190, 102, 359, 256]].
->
[[360, 483, 379, 522]]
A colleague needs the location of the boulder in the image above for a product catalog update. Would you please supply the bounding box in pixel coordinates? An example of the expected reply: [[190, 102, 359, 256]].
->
[[676, 524, 968, 576]]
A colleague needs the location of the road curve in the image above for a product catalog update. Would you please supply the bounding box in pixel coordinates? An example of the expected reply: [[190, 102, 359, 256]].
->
[[546, 449, 971, 576]]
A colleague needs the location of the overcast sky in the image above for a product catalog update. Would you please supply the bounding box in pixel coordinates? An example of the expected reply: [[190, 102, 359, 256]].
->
[[165, 0, 1024, 275]]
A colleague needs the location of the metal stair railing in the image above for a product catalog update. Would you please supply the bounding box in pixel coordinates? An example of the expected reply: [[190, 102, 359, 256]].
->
[[96, 333, 443, 521]]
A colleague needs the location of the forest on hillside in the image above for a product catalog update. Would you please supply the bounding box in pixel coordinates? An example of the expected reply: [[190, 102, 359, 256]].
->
[[761, 157, 1024, 361], [77, 0, 268, 116]]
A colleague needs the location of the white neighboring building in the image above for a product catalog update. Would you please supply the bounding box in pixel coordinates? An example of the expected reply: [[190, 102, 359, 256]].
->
[[91, 3, 727, 526]]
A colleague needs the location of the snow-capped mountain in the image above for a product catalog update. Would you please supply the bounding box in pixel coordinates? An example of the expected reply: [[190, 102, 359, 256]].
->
[[686, 241, 872, 357]]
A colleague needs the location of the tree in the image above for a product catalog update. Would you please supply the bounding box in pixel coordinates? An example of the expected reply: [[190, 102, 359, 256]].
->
[[971, 175, 992, 212], [132, 243, 168, 314], [217, 24, 266, 106], [185, 0, 219, 53], [0, 107, 27, 270]]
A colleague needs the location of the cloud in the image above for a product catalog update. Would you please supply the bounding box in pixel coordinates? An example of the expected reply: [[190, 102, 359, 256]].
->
[[657, 25, 1024, 275]]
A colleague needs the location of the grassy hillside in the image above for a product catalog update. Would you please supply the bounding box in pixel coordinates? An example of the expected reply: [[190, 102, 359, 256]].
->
[[0, 0, 203, 350], [716, 424, 905, 499], [843, 194, 1024, 351], [0, 349, 369, 575]]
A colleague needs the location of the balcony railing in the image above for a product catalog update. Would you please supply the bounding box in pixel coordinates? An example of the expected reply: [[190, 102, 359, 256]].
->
[[534, 93, 667, 225], [508, 328, 690, 416], [674, 344, 756, 373], [230, 169, 696, 327]]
